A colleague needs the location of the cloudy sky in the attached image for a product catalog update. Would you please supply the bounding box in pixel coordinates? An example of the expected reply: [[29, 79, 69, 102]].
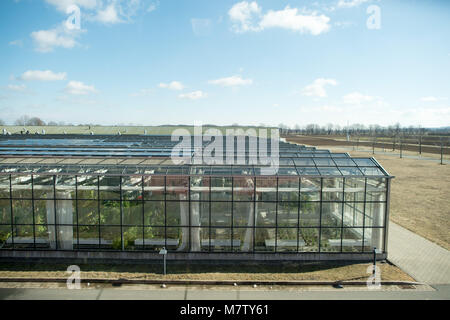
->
[[0, 0, 449, 127]]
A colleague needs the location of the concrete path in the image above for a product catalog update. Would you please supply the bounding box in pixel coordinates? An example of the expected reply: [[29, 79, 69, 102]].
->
[[388, 222, 450, 285]]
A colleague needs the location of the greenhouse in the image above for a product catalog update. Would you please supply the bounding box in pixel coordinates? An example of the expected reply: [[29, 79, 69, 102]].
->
[[0, 135, 392, 261]]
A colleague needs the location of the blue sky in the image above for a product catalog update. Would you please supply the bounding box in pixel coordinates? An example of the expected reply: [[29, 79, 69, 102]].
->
[[0, 0, 449, 127]]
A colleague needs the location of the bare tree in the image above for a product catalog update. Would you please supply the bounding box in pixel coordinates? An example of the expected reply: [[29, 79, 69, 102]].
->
[[14, 115, 31, 126]]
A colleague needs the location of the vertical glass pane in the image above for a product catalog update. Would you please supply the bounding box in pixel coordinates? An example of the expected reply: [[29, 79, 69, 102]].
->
[[256, 177, 276, 201], [166, 227, 183, 251], [277, 202, 298, 227], [363, 227, 384, 252], [0, 175, 10, 198], [77, 225, 99, 249], [144, 201, 164, 226], [100, 226, 121, 250], [299, 228, 319, 252], [55, 175, 76, 199], [12, 175, 32, 198], [0, 200, 11, 224], [210, 228, 232, 252], [256, 202, 276, 227], [141, 227, 165, 250], [35, 224, 51, 249], [299, 202, 320, 227], [344, 178, 365, 201], [166, 201, 186, 226], [322, 178, 343, 201], [343, 202, 364, 227], [143, 176, 165, 200], [0, 225, 12, 249], [13, 225, 34, 249], [233, 202, 253, 227], [77, 175, 98, 199], [189, 227, 202, 252], [366, 178, 386, 201], [342, 228, 363, 252], [12, 200, 33, 224], [123, 226, 143, 251], [200, 227, 210, 252], [278, 177, 299, 202], [210, 177, 232, 201], [255, 228, 275, 252], [320, 228, 342, 252], [77, 200, 99, 225], [365, 202, 385, 227], [190, 176, 210, 201], [166, 176, 188, 200], [277, 228, 298, 252], [232, 227, 252, 252], [122, 176, 142, 201], [321, 202, 342, 227], [122, 201, 143, 225], [300, 178, 320, 201], [233, 177, 254, 201], [100, 200, 120, 225], [99, 176, 121, 200], [211, 202, 231, 227]]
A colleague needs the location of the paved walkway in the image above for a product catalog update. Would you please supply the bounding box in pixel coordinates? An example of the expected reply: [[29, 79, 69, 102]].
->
[[388, 222, 450, 284]]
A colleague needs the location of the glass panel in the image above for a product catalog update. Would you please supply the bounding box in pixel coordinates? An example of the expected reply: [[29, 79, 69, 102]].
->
[[363, 228, 384, 252], [100, 226, 121, 250], [254, 228, 275, 252], [12, 175, 32, 198], [166, 227, 184, 251], [35, 224, 51, 249], [256, 202, 276, 227], [143, 176, 164, 200], [300, 178, 320, 201], [13, 225, 34, 249], [0, 225, 12, 249], [200, 227, 210, 252], [299, 228, 319, 252], [144, 201, 164, 226], [299, 202, 320, 227], [314, 158, 336, 166], [211, 202, 231, 227], [342, 228, 363, 252], [77, 175, 98, 199], [233, 202, 253, 227], [232, 227, 252, 252], [354, 158, 376, 166], [0, 175, 10, 198], [166, 201, 187, 226], [77, 225, 99, 249], [166, 176, 188, 200], [210, 228, 232, 252], [366, 178, 386, 201], [122, 176, 142, 201], [33, 175, 55, 199], [188, 227, 202, 252], [99, 176, 121, 200], [343, 202, 364, 227], [360, 167, 385, 176], [0, 200, 11, 224], [142, 227, 165, 250], [210, 177, 232, 201], [77, 200, 99, 225], [277, 202, 298, 227], [320, 228, 342, 252], [278, 177, 299, 201], [344, 178, 365, 201], [122, 201, 143, 225], [256, 177, 276, 201], [123, 226, 143, 251], [55, 175, 75, 199], [190, 176, 210, 201], [365, 202, 385, 227], [322, 178, 343, 201], [100, 200, 120, 225], [12, 200, 33, 224], [321, 203, 342, 227], [277, 228, 298, 252], [233, 177, 254, 201]]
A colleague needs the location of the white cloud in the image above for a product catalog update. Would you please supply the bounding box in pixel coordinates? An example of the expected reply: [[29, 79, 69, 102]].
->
[[30, 24, 80, 52], [342, 92, 375, 104], [96, 3, 122, 24], [44, 0, 98, 12], [19, 70, 67, 81], [229, 2, 331, 35], [301, 78, 337, 97], [179, 91, 207, 100], [9, 39, 23, 47], [337, 0, 370, 8], [260, 6, 331, 35], [65, 81, 97, 95], [208, 75, 253, 87], [159, 81, 185, 91], [7, 84, 27, 92], [420, 96, 447, 102]]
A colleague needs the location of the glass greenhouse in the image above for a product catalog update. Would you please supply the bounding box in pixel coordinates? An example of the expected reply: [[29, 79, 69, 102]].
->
[[0, 135, 392, 260]]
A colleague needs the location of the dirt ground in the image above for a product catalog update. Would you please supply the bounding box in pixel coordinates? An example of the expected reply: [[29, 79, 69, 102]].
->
[[285, 135, 450, 250], [0, 262, 414, 282]]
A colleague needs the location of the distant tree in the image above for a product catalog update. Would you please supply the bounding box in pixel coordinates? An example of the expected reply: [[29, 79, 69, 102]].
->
[[14, 115, 31, 126], [0, 119, 5, 126], [47, 121, 58, 126], [26, 117, 46, 126]]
